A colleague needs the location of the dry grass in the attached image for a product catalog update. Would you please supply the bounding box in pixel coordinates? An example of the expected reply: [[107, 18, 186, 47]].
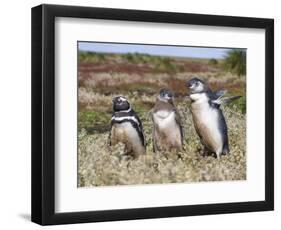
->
[[78, 100, 246, 187]]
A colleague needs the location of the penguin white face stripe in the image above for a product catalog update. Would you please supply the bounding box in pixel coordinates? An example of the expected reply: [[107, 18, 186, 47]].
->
[[111, 116, 140, 126], [119, 97, 127, 102]]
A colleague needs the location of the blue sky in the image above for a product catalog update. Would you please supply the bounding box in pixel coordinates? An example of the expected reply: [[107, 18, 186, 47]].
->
[[78, 42, 239, 59]]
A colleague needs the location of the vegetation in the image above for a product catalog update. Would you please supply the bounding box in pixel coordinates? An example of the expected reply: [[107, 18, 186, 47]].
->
[[79, 51, 106, 63], [122, 52, 151, 63], [123, 52, 179, 73], [208, 58, 218, 66], [78, 50, 247, 187], [78, 111, 111, 133], [223, 49, 246, 76], [78, 101, 246, 187]]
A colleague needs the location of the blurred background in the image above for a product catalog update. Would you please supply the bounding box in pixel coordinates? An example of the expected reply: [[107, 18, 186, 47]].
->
[[78, 42, 246, 134]]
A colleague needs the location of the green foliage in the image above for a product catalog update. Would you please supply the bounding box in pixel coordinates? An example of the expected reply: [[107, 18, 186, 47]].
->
[[227, 96, 246, 114], [79, 52, 106, 63], [123, 52, 149, 63], [237, 97, 246, 114], [123, 53, 136, 62], [78, 110, 111, 132], [208, 58, 218, 66], [122, 52, 178, 73], [223, 49, 246, 76], [154, 57, 178, 73]]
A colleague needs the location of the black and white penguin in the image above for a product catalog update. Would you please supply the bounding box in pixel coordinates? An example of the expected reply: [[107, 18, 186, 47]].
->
[[110, 96, 145, 157], [186, 77, 240, 158], [152, 89, 184, 153]]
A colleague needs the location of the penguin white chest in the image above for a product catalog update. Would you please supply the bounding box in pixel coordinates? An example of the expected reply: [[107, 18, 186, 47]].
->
[[153, 110, 177, 129], [113, 122, 140, 145], [191, 96, 223, 153], [197, 106, 220, 132], [153, 110, 181, 137], [153, 110, 182, 149]]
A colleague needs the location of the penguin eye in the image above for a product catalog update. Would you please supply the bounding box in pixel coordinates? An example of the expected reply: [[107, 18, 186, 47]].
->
[[195, 82, 199, 87]]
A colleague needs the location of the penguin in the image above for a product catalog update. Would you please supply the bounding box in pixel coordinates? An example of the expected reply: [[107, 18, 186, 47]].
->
[[186, 77, 241, 158], [152, 88, 184, 153], [109, 96, 146, 157]]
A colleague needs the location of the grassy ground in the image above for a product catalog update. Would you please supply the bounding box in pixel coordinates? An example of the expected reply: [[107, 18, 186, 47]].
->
[[78, 52, 246, 187]]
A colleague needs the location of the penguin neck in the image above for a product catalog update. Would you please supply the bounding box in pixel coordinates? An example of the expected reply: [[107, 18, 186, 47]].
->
[[190, 92, 210, 107], [114, 106, 132, 116], [156, 96, 174, 106]]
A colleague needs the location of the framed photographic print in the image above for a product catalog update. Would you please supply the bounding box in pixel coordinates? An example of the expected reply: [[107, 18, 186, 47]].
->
[[31, 4, 274, 225]]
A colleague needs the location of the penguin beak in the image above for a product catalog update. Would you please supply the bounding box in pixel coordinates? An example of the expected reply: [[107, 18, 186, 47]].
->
[[186, 80, 193, 88], [167, 92, 173, 98]]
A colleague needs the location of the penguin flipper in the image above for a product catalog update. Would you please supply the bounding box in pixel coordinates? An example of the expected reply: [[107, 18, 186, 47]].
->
[[211, 95, 241, 105], [214, 89, 227, 99], [174, 109, 184, 145], [131, 110, 146, 147]]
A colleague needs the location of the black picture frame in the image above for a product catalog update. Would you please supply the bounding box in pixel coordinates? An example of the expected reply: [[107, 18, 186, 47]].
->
[[31, 4, 274, 225]]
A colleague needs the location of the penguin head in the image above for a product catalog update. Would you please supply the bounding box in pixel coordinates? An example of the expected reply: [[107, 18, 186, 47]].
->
[[186, 77, 206, 94], [158, 88, 174, 102], [112, 96, 131, 112]]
